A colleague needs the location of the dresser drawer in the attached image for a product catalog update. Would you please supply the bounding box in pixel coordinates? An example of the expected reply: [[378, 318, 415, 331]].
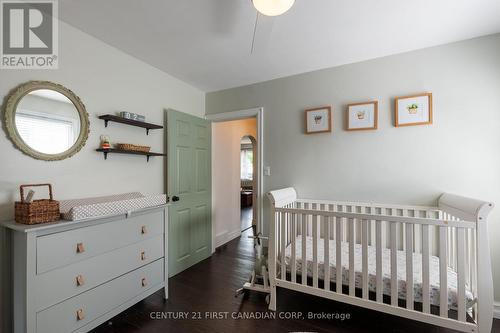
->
[[37, 209, 164, 274], [36, 259, 164, 333], [35, 234, 164, 310]]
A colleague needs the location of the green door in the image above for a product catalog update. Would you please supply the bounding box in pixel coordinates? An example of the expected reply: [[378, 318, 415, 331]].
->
[[167, 109, 212, 277]]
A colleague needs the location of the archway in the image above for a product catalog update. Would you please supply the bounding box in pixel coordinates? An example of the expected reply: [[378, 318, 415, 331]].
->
[[240, 135, 257, 232]]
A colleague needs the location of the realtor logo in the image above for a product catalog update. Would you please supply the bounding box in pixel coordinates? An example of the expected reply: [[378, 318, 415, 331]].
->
[[1, 0, 58, 69]]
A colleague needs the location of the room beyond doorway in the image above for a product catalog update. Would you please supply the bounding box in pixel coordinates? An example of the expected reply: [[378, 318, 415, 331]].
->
[[240, 135, 256, 232]]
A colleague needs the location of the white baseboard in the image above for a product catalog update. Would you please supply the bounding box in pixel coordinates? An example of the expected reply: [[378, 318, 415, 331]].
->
[[215, 229, 241, 248], [494, 302, 500, 319]]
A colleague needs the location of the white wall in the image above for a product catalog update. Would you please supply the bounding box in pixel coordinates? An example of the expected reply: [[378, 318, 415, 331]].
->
[[212, 118, 257, 248], [0, 20, 204, 331], [206, 34, 500, 302]]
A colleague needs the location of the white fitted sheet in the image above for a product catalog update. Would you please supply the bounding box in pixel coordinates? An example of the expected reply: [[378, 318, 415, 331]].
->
[[283, 236, 474, 310]]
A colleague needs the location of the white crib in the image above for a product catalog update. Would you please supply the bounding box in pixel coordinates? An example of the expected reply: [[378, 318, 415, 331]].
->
[[267, 188, 494, 333]]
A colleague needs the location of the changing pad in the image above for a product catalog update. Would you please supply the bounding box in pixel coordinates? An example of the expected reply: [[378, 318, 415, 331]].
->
[[284, 236, 474, 310], [60, 192, 167, 221]]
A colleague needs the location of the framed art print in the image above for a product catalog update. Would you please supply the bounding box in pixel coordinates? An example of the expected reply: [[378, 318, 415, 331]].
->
[[305, 106, 332, 134], [346, 101, 378, 131], [395, 93, 433, 127]]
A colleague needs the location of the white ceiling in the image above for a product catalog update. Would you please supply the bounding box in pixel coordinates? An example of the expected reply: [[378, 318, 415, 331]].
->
[[59, 0, 500, 92]]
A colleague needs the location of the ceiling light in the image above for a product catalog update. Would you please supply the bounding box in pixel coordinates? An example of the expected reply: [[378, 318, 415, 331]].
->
[[252, 0, 295, 17]]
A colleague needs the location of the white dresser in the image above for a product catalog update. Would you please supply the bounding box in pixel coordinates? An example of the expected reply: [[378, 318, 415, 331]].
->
[[2, 205, 168, 333]]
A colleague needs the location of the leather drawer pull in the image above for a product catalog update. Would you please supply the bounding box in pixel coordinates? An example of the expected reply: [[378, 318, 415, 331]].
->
[[141, 278, 147, 287], [76, 274, 85, 286], [76, 309, 85, 321], [141, 225, 147, 234], [76, 243, 85, 253], [141, 251, 146, 261]]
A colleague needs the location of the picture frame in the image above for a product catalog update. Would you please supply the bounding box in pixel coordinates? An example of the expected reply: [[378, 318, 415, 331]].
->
[[346, 101, 378, 131], [394, 92, 433, 127], [305, 106, 332, 134]]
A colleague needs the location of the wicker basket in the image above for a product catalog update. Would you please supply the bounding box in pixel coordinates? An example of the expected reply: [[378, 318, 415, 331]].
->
[[15, 184, 60, 225], [116, 143, 151, 153]]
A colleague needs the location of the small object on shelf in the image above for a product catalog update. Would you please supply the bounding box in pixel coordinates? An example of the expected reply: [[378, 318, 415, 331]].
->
[[119, 111, 132, 119], [99, 114, 162, 135], [15, 184, 60, 225], [119, 111, 146, 122], [24, 190, 35, 203], [115, 143, 151, 153], [96, 148, 166, 162], [100, 135, 111, 149]]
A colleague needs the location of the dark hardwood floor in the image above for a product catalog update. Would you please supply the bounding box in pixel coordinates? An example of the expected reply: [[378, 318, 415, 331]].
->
[[92, 229, 500, 333], [241, 206, 253, 231]]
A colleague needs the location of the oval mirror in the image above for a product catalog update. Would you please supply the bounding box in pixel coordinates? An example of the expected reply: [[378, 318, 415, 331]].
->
[[3, 81, 89, 161]]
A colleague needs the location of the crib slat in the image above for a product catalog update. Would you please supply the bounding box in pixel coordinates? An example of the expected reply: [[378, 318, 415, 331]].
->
[[414, 211, 421, 253], [301, 213, 307, 286], [324, 216, 330, 291], [422, 224, 431, 314], [406, 224, 414, 310], [465, 229, 470, 290], [291, 212, 297, 283], [312, 213, 318, 288], [336, 218, 343, 293], [281, 212, 286, 280], [362, 219, 369, 299], [343, 207, 348, 241], [368, 208, 375, 246], [439, 226, 448, 317], [402, 209, 407, 252], [390, 222, 398, 306], [471, 228, 477, 296], [376, 221, 383, 303], [457, 228, 466, 322], [471, 228, 477, 322], [349, 218, 355, 296]]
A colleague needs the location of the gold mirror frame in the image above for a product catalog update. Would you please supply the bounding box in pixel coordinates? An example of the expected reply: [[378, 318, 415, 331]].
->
[[2, 81, 90, 161]]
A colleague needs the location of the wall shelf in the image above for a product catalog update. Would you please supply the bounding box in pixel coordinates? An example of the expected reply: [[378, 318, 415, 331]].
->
[[98, 115, 163, 135], [96, 148, 166, 162]]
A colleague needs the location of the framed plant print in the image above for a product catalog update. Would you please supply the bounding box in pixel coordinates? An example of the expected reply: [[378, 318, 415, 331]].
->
[[346, 101, 378, 131], [395, 92, 433, 127], [305, 106, 332, 134]]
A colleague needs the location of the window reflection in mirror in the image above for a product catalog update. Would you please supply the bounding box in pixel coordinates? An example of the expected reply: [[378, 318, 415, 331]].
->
[[15, 89, 81, 155]]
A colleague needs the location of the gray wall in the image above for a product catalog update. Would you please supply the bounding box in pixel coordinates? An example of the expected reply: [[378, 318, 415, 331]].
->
[[206, 34, 500, 302], [0, 20, 204, 331]]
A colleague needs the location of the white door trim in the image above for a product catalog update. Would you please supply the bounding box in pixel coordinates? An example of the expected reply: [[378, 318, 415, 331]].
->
[[206, 107, 264, 241]]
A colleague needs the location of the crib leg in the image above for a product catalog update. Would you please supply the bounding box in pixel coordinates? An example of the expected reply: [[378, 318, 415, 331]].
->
[[268, 283, 277, 311]]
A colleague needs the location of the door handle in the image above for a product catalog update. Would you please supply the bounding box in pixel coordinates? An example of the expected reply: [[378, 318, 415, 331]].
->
[[172, 196, 180, 202]]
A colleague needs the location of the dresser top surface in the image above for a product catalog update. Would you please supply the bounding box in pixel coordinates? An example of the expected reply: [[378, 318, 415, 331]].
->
[[0, 204, 168, 233]]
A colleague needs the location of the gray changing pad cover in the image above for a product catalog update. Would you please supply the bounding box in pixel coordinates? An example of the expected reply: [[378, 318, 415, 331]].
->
[[60, 192, 167, 221]]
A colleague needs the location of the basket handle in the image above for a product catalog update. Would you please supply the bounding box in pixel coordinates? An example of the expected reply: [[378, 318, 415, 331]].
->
[[20, 184, 53, 202]]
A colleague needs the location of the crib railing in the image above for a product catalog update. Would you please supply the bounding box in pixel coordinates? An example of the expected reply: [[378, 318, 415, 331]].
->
[[267, 188, 494, 333]]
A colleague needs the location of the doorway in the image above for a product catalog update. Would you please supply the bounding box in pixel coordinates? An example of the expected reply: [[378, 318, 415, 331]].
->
[[208, 107, 263, 251], [240, 135, 257, 232]]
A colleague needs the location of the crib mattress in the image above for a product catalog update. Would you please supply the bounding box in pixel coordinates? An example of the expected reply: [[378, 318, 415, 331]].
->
[[283, 236, 474, 309], [60, 192, 167, 221]]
